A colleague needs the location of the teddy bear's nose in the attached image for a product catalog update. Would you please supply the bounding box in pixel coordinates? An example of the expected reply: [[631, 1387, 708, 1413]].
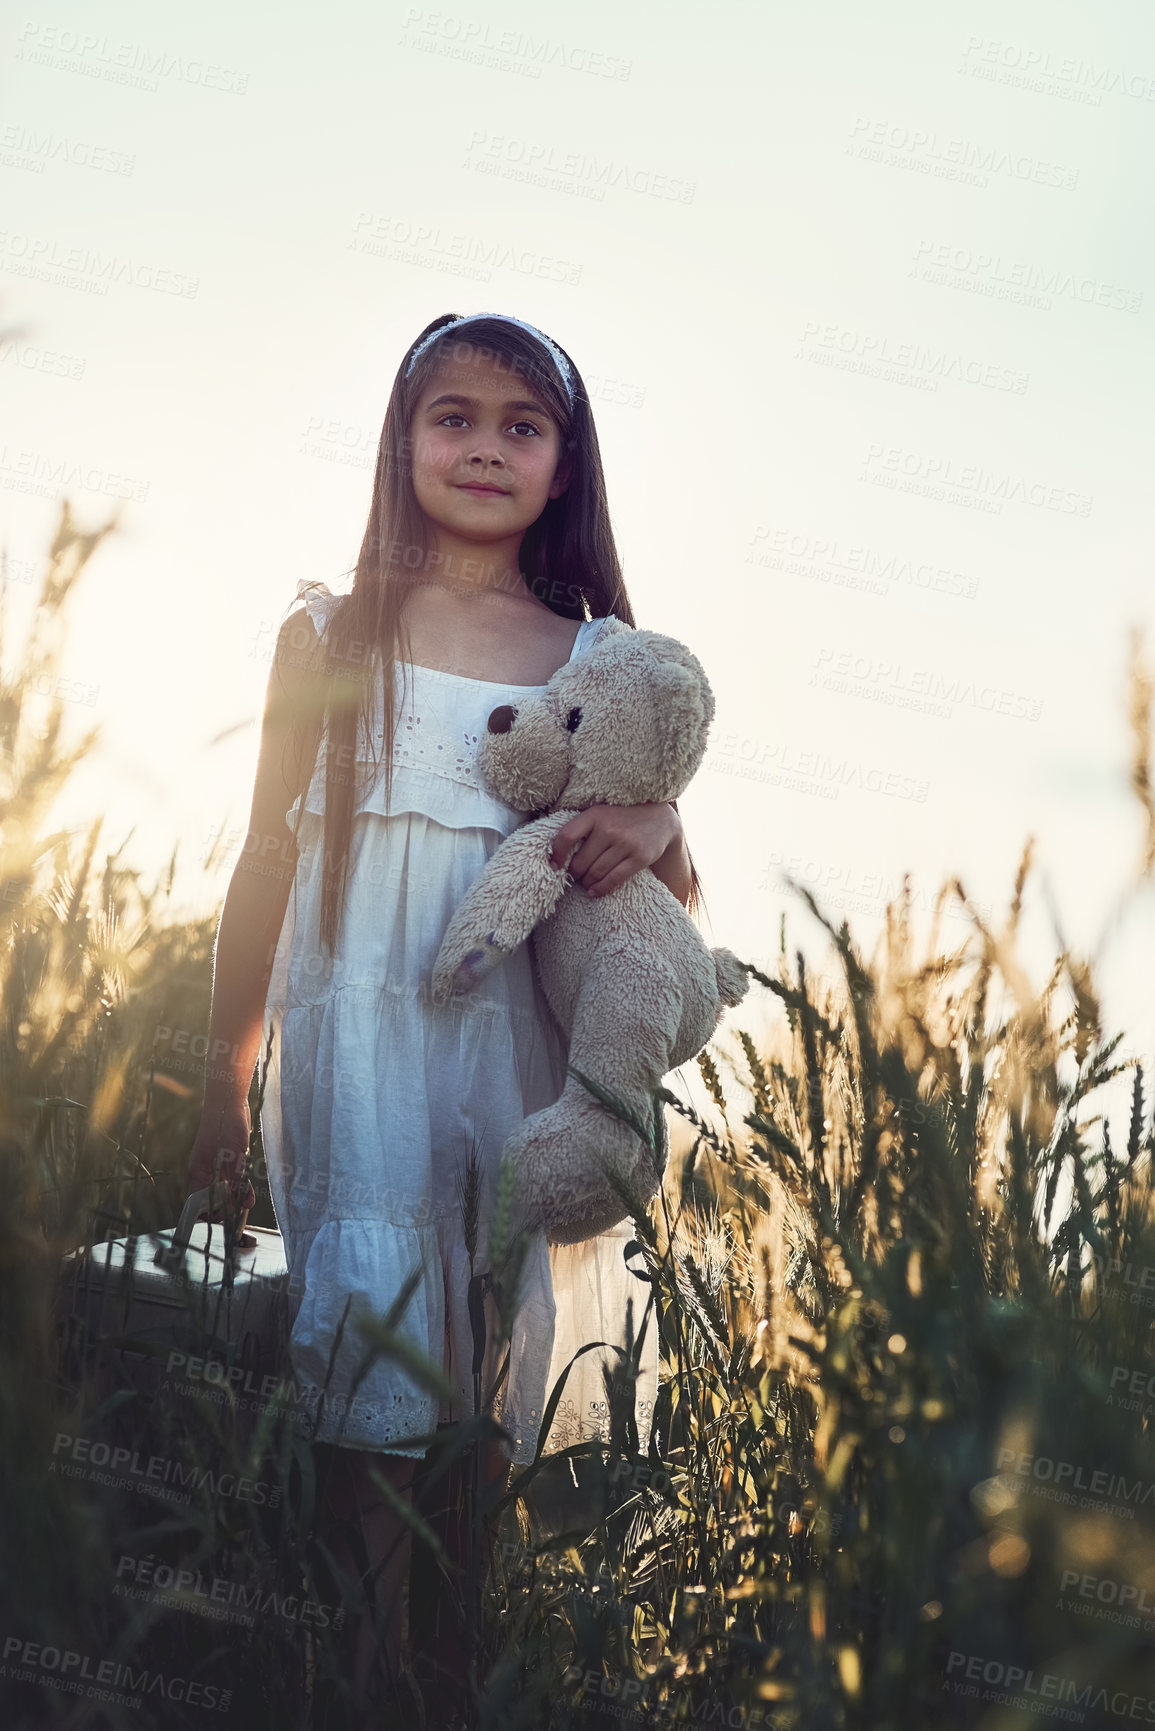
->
[[487, 704, 516, 734]]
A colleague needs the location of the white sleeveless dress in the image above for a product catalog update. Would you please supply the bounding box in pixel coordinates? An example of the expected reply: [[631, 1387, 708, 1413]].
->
[[258, 579, 659, 1463]]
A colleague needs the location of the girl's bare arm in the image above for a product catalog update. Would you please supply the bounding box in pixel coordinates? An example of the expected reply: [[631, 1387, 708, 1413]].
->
[[187, 608, 325, 1195], [649, 803, 692, 908]]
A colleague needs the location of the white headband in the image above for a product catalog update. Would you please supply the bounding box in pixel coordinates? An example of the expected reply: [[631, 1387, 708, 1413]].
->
[[404, 312, 577, 406]]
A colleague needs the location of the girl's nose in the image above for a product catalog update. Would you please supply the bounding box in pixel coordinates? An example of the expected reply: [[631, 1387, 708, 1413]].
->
[[487, 704, 516, 734]]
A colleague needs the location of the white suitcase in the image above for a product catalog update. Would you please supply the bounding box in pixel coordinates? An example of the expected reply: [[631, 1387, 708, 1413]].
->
[[58, 1185, 292, 1402]]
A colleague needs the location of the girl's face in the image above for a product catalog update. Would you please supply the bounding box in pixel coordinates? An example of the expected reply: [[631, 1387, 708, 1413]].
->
[[407, 344, 571, 563]]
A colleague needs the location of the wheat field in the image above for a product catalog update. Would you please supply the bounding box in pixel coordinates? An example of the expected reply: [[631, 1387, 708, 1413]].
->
[[2, 503, 1153, 1729]]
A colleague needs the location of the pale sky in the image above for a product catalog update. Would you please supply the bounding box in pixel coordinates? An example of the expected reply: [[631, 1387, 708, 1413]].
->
[[2, 0, 1154, 1121]]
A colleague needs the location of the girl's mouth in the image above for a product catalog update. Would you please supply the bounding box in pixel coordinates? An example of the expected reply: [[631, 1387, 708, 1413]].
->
[[456, 483, 509, 496]]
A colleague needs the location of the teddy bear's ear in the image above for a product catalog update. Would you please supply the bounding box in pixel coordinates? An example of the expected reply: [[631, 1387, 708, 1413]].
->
[[644, 637, 716, 797], [591, 614, 633, 643]]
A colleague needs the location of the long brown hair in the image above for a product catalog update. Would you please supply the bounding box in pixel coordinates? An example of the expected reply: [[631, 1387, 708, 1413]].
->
[[286, 313, 704, 951]]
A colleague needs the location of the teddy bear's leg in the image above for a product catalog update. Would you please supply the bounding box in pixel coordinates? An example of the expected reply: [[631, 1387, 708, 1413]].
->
[[505, 1075, 647, 1244], [507, 945, 683, 1244], [431, 812, 579, 1004]]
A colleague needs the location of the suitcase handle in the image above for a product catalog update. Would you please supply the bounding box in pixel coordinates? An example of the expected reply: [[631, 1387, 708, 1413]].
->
[[154, 1184, 254, 1270]]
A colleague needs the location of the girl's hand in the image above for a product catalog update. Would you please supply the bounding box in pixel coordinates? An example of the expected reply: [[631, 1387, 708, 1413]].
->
[[548, 802, 680, 899], [186, 1102, 257, 1221]]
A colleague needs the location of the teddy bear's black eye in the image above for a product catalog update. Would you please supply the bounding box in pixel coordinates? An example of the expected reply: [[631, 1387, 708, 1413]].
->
[[565, 706, 582, 732]]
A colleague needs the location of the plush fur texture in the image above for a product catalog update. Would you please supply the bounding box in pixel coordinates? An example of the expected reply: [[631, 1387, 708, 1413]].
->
[[431, 618, 750, 1244]]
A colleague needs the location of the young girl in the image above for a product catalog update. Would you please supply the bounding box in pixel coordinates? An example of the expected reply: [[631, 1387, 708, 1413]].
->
[[187, 312, 703, 1718]]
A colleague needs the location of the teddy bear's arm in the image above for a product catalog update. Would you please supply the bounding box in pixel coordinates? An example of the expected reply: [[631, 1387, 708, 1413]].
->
[[430, 810, 582, 1002]]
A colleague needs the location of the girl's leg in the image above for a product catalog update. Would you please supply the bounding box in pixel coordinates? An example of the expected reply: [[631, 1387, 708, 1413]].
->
[[410, 1434, 511, 1716], [314, 1441, 417, 1721]]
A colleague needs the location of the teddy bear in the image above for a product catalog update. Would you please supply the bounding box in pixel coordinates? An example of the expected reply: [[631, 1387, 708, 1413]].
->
[[430, 616, 750, 1245]]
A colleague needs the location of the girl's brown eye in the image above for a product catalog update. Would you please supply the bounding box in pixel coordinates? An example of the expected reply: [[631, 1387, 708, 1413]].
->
[[566, 706, 582, 732]]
